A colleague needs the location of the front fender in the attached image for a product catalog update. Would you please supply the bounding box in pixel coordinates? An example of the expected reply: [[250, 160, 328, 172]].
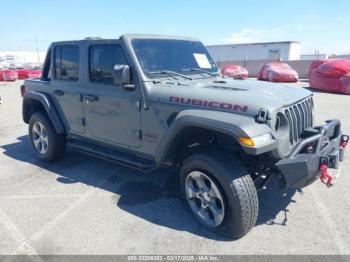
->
[[22, 91, 65, 134], [155, 109, 274, 164]]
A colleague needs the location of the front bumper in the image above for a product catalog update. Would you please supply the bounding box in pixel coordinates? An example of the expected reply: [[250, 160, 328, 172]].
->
[[276, 119, 347, 189]]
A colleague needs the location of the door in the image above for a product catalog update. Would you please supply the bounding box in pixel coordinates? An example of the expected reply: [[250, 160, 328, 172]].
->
[[83, 42, 141, 148], [51, 43, 84, 134]]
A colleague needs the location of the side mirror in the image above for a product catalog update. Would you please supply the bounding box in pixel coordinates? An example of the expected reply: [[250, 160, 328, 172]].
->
[[113, 64, 134, 90]]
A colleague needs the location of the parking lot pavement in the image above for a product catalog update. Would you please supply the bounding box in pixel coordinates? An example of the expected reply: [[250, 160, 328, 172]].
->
[[0, 80, 350, 255]]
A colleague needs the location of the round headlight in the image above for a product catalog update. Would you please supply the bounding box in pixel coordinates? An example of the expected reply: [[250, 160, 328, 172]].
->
[[275, 112, 289, 137]]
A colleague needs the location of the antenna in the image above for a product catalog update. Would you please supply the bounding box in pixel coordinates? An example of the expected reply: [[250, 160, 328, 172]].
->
[[35, 37, 40, 64]]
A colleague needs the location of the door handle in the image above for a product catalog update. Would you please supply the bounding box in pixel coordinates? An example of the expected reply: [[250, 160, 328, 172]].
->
[[53, 89, 65, 96], [84, 94, 99, 102]]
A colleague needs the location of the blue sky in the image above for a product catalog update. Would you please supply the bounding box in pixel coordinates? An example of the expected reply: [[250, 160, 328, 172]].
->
[[1, 0, 349, 55]]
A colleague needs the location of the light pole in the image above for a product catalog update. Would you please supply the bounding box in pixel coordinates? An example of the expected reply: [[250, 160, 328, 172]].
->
[[35, 38, 40, 64]]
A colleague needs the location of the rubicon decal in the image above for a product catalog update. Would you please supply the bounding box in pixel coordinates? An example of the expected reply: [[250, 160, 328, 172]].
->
[[169, 96, 248, 112]]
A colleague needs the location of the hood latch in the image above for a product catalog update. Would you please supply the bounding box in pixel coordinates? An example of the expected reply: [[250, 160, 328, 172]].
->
[[256, 108, 269, 124]]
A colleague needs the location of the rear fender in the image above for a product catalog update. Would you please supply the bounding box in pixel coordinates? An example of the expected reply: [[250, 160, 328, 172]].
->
[[22, 91, 65, 134]]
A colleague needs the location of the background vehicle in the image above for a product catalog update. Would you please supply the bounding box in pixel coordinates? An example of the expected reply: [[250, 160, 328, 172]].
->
[[0, 68, 17, 81], [309, 59, 350, 95], [221, 64, 248, 79], [258, 62, 298, 82], [21, 34, 347, 239], [17, 67, 42, 80]]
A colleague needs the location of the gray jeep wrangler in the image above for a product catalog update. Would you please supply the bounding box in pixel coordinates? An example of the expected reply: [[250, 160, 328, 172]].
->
[[21, 34, 348, 239]]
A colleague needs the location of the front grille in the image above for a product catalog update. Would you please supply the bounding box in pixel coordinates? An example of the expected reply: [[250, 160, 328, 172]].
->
[[283, 97, 314, 145]]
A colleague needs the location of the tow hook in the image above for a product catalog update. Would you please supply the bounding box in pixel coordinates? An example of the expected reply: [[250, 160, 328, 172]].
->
[[320, 158, 333, 187], [340, 135, 349, 149], [339, 135, 349, 162]]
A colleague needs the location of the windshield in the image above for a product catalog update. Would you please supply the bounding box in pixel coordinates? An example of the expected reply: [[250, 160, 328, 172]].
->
[[132, 39, 219, 79]]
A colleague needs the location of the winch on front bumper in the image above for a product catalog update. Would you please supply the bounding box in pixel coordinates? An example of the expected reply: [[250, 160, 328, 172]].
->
[[276, 119, 348, 189]]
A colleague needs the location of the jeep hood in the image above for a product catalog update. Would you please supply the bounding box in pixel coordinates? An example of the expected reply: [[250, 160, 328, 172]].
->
[[147, 78, 312, 116]]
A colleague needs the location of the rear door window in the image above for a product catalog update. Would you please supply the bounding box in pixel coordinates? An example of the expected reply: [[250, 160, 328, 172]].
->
[[89, 44, 128, 84], [54, 45, 79, 81]]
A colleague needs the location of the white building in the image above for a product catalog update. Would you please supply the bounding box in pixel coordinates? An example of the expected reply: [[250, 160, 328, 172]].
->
[[0, 51, 46, 67], [206, 41, 301, 62], [333, 54, 350, 59]]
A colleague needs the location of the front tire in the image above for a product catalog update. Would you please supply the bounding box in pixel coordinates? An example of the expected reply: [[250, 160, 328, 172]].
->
[[29, 112, 66, 161], [180, 150, 258, 239]]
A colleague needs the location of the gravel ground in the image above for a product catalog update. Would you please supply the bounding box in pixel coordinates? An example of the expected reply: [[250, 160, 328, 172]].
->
[[0, 80, 349, 255]]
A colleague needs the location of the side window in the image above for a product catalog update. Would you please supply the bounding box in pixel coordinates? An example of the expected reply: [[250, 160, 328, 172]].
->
[[54, 45, 79, 81], [89, 44, 128, 84]]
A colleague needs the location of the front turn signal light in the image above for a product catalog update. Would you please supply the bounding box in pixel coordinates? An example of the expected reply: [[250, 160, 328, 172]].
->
[[239, 133, 273, 147], [239, 137, 255, 147]]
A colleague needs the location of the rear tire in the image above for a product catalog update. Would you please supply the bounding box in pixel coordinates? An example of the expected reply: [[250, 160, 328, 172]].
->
[[180, 150, 258, 239], [29, 112, 66, 161]]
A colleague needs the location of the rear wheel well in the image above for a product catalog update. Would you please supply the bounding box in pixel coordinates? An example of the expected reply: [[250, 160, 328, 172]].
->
[[23, 98, 46, 123], [162, 127, 242, 165]]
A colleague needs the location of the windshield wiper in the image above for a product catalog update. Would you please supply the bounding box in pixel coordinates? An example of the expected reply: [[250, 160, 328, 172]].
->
[[147, 70, 193, 80], [181, 68, 218, 77]]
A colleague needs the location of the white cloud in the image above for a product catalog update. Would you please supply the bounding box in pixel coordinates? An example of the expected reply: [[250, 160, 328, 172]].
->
[[223, 22, 322, 45], [223, 28, 263, 43], [220, 23, 350, 55], [335, 15, 349, 22], [294, 23, 322, 31], [223, 13, 324, 44], [223, 26, 292, 44], [223, 27, 284, 44], [306, 14, 320, 21], [214, 14, 349, 55]]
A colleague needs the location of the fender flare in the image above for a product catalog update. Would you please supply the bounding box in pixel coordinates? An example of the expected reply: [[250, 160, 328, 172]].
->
[[155, 109, 273, 165], [22, 91, 65, 134]]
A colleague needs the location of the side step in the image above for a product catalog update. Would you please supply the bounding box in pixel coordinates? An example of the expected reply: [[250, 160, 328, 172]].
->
[[68, 139, 157, 172]]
